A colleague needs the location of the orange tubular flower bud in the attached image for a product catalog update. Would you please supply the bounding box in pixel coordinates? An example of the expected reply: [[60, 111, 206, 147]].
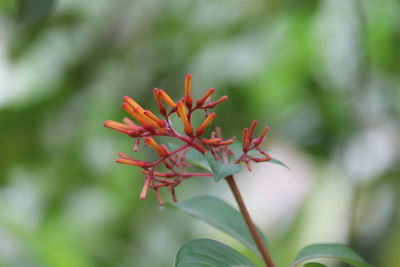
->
[[184, 74, 193, 108], [131, 107, 165, 133], [196, 113, 216, 136], [140, 175, 151, 200], [242, 128, 250, 151], [122, 103, 142, 121], [145, 137, 168, 157], [160, 144, 169, 155], [144, 110, 165, 127], [142, 170, 175, 178], [153, 88, 166, 116], [123, 117, 137, 127], [259, 126, 270, 141], [159, 89, 176, 107], [253, 156, 271, 162], [201, 138, 222, 145], [177, 101, 193, 136], [116, 158, 152, 168], [104, 120, 131, 135], [215, 139, 235, 146], [124, 96, 143, 112], [196, 88, 215, 106], [155, 172, 174, 178], [123, 108, 155, 133], [248, 120, 258, 139], [117, 152, 136, 161], [153, 188, 164, 206], [209, 95, 228, 107]]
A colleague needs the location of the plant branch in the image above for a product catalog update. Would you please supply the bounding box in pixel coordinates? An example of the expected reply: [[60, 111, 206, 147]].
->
[[226, 175, 275, 267]]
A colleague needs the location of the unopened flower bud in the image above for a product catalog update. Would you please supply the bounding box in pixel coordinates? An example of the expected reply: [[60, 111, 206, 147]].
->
[[196, 88, 215, 107], [145, 137, 168, 157], [177, 101, 193, 136], [159, 89, 176, 107], [184, 74, 193, 108], [196, 113, 216, 136]]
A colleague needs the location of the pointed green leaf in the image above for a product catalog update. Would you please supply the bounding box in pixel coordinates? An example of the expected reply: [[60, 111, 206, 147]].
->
[[174, 239, 256, 267], [169, 196, 268, 255], [270, 157, 291, 170], [292, 243, 372, 267], [205, 152, 242, 182], [303, 263, 327, 267]]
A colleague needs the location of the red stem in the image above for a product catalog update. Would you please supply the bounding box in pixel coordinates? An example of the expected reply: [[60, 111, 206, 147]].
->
[[226, 175, 275, 267]]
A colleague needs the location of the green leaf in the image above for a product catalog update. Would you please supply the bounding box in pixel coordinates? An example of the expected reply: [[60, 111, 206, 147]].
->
[[292, 243, 372, 267], [17, 0, 55, 24], [169, 196, 268, 255], [270, 157, 291, 170], [303, 263, 327, 267], [174, 239, 256, 267], [205, 152, 242, 182]]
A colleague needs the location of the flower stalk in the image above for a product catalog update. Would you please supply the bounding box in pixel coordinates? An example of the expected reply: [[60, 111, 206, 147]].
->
[[226, 175, 275, 267]]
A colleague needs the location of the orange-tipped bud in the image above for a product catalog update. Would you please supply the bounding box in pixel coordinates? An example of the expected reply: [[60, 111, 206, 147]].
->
[[123, 107, 155, 133], [123, 117, 137, 127], [208, 95, 228, 107], [259, 126, 270, 141], [130, 107, 165, 132], [153, 88, 166, 116], [116, 158, 152, 168], [197, 88, 215, 106], [249, 120, 258, 139], [104, 120, 131, 135], [201, 138, 222, 145], [145, 137, 168, 157], [153, 188, 164, 206], [160, 144, 169, 155], [242, 128, 250, 151], [140, 175, 151, 200], [117, 152, 136, 161], [177, 101, 193, 136], [159, 89, 176, 107], [142, 170, 175, 178], [184, 74, 193, 108], [253, 156, 271, 162], [196, 113, 216, 136], [124, 96, 143, 112], [122, 103, 141, 121], [215, 139, 235, 146], [155, 172, 174, 178], [144, 110, 165, 127]]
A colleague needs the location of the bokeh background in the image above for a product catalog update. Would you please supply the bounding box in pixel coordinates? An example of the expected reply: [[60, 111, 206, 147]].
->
[[0, 0, 399, 266]]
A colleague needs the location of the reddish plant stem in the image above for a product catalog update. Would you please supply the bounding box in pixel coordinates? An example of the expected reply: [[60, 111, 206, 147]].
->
[[151, 144, 190, 166], [226, 175, 275, 267]]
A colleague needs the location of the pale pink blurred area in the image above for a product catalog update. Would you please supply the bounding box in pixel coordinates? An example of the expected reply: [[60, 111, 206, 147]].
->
[[236, 143, 314, 233]]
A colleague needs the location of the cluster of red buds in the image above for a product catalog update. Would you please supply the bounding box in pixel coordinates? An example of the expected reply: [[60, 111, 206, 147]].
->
[[104, 74, 271, 205]]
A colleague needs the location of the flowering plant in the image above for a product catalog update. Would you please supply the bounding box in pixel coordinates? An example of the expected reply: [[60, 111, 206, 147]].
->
[[104, 75, 371, 267]]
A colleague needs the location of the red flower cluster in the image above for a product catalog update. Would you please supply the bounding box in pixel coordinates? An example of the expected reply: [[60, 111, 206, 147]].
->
[[104, 75, 271, 205]]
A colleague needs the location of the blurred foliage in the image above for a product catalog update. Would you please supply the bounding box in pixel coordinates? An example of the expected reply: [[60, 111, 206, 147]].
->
[[0, 0, 399, 266]]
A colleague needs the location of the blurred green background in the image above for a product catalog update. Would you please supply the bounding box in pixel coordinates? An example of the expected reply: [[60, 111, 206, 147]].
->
[[0, 0, 399, 266]]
